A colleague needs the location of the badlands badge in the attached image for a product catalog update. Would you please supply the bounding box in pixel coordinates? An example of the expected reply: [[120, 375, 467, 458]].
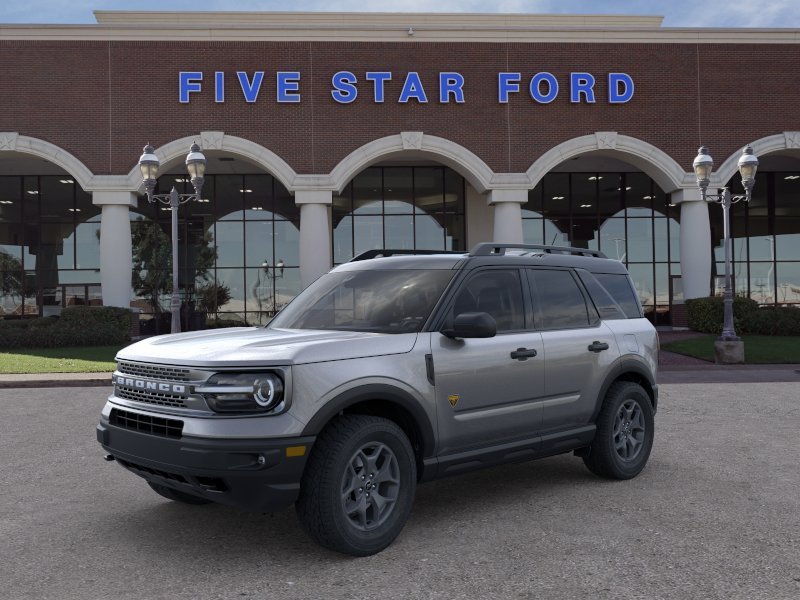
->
[[448, 394, 460, 408]]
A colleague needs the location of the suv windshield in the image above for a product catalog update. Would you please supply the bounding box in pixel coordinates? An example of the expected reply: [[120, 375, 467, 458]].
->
[[269, 269, 455, 333]]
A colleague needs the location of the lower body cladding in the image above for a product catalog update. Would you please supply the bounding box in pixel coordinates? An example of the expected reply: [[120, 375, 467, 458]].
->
[[96, 415, 315, 513]]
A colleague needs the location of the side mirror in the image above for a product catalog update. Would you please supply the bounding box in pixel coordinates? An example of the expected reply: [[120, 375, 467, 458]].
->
[[441, 312, 497, 339]]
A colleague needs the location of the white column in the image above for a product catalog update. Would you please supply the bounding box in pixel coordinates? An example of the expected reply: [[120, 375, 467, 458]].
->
[[296, 190, 333, 289], [94, 191, 137, 308], [674, 188, 712, 300], [488, 189, 527, 243]]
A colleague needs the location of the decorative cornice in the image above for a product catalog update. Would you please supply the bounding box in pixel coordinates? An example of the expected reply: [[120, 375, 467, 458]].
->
[[1, 12, 798, 43]]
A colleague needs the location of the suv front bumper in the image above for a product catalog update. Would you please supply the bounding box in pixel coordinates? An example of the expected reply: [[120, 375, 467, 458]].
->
[[97, 420, 315, 513]]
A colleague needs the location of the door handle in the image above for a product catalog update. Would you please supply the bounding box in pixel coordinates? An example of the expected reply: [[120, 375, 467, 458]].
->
[[588, 341, 610, 353], [510, 347, 538, 361]]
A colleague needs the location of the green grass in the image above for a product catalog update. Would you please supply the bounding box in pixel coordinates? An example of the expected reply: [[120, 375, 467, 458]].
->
[[0, 345, 125, 374], [662, 335, 800, 364]]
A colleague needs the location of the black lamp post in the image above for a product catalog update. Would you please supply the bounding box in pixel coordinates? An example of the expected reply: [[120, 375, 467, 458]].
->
[[138, 142, 206, 334], [692, 145, 758, 352]]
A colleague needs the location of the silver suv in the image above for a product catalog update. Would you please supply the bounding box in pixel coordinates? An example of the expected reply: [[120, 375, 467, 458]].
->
[[97, 243, 658, 556]]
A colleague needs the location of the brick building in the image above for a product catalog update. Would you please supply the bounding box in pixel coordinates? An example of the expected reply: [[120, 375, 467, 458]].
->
[[0, 11, 798, 329]]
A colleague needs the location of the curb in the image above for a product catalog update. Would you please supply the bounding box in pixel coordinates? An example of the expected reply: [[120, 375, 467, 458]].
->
[[0, 377, 111, 389]]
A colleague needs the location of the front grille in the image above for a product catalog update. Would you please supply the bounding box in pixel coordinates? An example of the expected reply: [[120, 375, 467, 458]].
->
[[115, 387, 187, 408], [117, 361, 191, 382], [109, 408, 183, 439]]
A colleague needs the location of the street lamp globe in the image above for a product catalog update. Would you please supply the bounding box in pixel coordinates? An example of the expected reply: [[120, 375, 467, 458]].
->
[[692, 146, 713, 196], [185, 142, 207, 195], [737, 144, 759, 193], [138, 144, 160, 196]]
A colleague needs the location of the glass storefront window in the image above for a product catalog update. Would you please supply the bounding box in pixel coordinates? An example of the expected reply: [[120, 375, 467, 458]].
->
[[333, 166, 466, 264]]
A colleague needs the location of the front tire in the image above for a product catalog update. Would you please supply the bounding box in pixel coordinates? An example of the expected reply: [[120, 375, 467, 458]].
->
[[296, 415, 417, 556], [583, 381, 654, 480]]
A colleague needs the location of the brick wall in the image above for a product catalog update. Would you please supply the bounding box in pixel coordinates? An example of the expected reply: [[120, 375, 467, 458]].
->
[[1, 40, 798, 177]]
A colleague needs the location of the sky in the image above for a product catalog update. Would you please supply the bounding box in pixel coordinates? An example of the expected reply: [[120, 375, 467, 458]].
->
[[1, 0, 799, 28]]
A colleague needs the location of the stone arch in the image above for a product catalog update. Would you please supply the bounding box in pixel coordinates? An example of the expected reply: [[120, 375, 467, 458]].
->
[[123, 132, 298, 192], [714, 132, 800, 186], [0, 133, 95, 190], [329, 132, 496, 194], [526, 132, 691, 193]]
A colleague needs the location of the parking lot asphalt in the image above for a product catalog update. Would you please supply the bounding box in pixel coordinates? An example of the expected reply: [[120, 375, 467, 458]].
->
[[1, 384, 799, 600]]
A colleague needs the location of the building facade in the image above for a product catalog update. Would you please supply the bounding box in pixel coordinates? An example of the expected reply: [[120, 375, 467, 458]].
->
[[1, 11, 799, 329]]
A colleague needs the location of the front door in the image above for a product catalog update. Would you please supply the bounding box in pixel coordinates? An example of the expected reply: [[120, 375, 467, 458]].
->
[[431, 268, 545, 455]]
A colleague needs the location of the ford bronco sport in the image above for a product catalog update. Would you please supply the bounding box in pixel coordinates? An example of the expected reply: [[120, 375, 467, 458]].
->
[[97, 243, 658, 556]]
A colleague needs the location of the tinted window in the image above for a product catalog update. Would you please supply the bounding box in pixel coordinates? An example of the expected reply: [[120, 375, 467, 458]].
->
[[451, 269, 525, 332], [594, 273, 643, 318], [269, 269, 454, 333], [529, 269, 590, 329], [576, 270, 626, 320]]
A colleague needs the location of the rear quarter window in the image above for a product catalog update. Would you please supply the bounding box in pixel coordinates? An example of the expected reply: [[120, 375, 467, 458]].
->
[[592, 272, 643, 319]]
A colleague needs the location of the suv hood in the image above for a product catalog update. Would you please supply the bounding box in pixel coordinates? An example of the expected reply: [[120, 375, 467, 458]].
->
[[116, 327, 417, 367]]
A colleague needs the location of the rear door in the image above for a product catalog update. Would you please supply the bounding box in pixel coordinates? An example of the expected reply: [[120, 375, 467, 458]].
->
[[526, 268, 621, 434]]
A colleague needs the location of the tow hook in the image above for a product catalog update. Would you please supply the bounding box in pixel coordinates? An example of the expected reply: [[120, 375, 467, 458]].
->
[[103, 454, 116, 462]]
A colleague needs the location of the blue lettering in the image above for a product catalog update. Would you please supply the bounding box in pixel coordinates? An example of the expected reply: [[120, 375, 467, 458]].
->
[[365, 72, 392, 103], [530, 72, 558, 104], [570, 73, 596, 103], [214, 72, 224, 103], [498, 72, 521, 103], [399, 72, 428, 103], [237, 71, 264, 103], [439, 72, 465, 103], [179, 71, 203, 103], [609, 73, 634, 103], [277, 71, 301, 103], [331, 71, 358, 103]]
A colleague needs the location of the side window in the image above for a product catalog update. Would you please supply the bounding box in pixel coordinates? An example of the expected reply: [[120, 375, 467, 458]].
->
[[529, 269, 591, 329], [451, 269, 525, 332], [576, 270, 627, 320], [594, 273, 643, 319]]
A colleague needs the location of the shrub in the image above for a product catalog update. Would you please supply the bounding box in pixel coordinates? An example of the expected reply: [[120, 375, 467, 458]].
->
[[686, 296, 759, 334], [0, 306, 132, 350], [744, 306, 800, 336], [204, 318, 251, 329]]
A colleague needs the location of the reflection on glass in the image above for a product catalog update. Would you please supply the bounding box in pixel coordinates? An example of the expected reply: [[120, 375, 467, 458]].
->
[[626, 264, 655, 311], [626, 219, 654, 262], [776, 263, 800, 305], [333, 216, 353, 265], [415, 214, 445, 250], [245, 221, 274, 267], [75, 221, 101, 269], [522, 218, 544, 245], [215, 221, 244, 267], [274, 220, 300, 265], [749, 262, 775, 304]]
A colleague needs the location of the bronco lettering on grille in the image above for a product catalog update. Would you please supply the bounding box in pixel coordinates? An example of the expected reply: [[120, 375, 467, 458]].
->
[[112, 374, 187, 395]]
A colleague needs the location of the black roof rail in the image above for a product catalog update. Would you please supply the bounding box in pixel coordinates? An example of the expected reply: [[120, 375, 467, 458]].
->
[[469, 243, 607, 259], [349, 249, 466, 262]]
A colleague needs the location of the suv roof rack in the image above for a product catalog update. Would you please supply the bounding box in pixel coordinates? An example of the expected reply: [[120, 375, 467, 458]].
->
[[469, 243, 607, 259], [349, 249, 466, 262]]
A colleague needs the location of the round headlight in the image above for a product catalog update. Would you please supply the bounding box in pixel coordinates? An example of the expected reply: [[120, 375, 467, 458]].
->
[[254, 376, 283, 409], [201, 372, 285, 413]]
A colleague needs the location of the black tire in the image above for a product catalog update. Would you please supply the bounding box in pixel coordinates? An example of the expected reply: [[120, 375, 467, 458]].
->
[[583, 381, 655, 480], [296, 415, 417, 556], [147, 482, 212, 505]]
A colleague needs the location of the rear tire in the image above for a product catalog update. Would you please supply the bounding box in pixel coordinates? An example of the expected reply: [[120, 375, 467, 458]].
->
[[583, 381, 654, 480], [296, 414, 417, 556], [147, 482, 212, 505]]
